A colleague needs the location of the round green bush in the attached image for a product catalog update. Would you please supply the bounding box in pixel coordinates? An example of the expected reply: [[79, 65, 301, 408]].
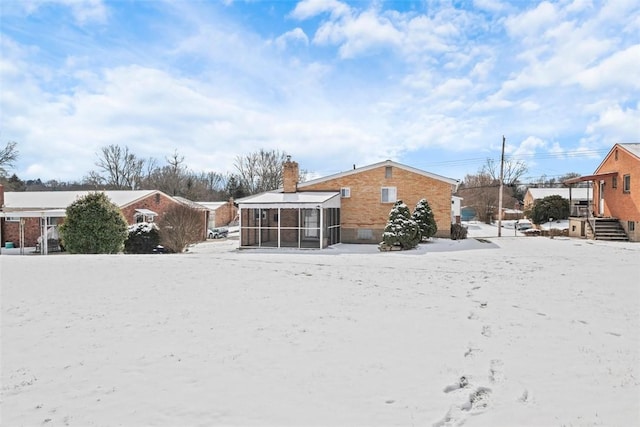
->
[[59, 192, 128, 254]]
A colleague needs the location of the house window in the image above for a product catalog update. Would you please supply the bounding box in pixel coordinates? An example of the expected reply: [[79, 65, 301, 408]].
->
[[628, 221, 635, 232], [340, 187, 351, 198], [623, 174, 631, 193], [6, 217, 19, 222], [612, 176, 617, 189], [615, 149, 618, 160], [381, 187, 397, 203], [385, 166, 392, 178]]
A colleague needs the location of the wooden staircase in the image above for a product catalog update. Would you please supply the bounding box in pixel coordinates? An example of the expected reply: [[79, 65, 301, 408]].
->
[[586, 218, 629, 241]]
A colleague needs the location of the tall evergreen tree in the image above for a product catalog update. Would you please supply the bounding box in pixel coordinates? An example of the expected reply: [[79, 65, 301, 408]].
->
[[381, 200, 420, 249], [412, 198, 437, 240]]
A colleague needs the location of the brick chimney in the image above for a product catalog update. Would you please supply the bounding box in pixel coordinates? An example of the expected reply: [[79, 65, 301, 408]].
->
[[283, 156, 299, 193]]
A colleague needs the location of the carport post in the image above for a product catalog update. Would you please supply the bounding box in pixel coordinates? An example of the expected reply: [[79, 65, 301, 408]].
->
[[319, 206, 323, 249], [277, 208, 281, 248]]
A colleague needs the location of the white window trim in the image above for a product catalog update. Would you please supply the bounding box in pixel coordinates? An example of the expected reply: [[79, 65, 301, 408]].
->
[[381, 186, 397, 203], [340, 187, 351, 198]]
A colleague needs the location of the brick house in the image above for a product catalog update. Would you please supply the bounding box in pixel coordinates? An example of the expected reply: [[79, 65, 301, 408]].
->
[[195, 200, 238, 229], [0, 189, 210, 249], [237, 158, 459, 248], [565, 143, 640, 242]]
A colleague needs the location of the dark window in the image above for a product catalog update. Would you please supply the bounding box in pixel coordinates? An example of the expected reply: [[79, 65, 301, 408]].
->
[[628, 221, 635, 232], [385, 166, 392, 178], [623, 174, 631, 193], [612, 176, 617, 189], [615, 149, 618, 160]]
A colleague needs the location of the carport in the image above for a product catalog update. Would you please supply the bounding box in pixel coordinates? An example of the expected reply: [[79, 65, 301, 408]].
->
[[0, 209, 66, 255]]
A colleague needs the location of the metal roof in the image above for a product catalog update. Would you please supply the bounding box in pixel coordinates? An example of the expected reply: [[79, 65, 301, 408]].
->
[[237, 192, 341, 209], [3, 190, 160, 210]]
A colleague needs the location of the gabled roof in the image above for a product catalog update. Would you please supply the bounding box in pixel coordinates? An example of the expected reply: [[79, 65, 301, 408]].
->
[[173, 196, 208, 210], [196, 201, 228, 211], [297, 160, 459, 189], [3, 190, 162, 210], [620, 143, 640, 159], [595, 143, 640, 174]]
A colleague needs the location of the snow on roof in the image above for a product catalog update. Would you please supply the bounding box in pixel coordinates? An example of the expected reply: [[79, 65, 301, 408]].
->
[[526, 187, 591, 200], [3, 190, 159, 210], [237, 191, 341, 209], [134, 208, 158, 216], [620, 143, 640, 159], [172, 196, 207, 210], [297, 160, 459, 188], [196, 201, 228, 210]]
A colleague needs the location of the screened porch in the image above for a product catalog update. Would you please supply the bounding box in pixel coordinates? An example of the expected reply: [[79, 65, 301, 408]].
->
[[237, 192, 341, 249]]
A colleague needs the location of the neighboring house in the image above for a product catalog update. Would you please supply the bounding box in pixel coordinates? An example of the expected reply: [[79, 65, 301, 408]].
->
[[565, 143, 640, 242], [195, 200, 238, 229], [523, 187, 592, 217], [237, 158, 459, 248], [451, 196, 462, 224], [0, 188, 206, 249]]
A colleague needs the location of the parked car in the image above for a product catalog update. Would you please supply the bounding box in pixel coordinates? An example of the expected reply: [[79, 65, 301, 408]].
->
[[208, 227, 229, 239], [516, 220, 533, 231]]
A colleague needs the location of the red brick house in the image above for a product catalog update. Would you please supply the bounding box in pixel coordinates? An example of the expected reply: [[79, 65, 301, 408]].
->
[[237, 158, 459, 248], [196, 200, 238, 229], [0, 189, 211, 250], [565, 143, 640, 242]]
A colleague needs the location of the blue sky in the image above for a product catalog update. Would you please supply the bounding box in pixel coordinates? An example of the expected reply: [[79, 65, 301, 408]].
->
[[1, 0, 638, 184]]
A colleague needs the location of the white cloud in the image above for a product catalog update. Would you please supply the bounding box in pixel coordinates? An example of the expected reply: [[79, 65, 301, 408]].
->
[[274, 28, 310, 50], [504, 1, 559, 39], [585, 103, 640, 142], [290, 0, 350, 20], [574, 44, 640, 90], [313, 8, 402, 58], [22, 0, 108, 24]]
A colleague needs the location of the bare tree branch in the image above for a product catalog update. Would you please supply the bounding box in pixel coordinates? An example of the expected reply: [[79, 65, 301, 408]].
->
[[0, 141, 19, 177]]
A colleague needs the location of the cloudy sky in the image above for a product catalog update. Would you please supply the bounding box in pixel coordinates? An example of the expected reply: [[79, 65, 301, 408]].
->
[[1, 0, 638, 184]]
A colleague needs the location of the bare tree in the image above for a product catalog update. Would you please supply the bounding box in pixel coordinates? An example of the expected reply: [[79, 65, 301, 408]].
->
[[234, 149, 288, 195], [456, 157, 524, 223], [482, 158, 528, 186], [95, 144, 145, 189], [158, 203, 204, 252], [0, 141, 19, 177], [145, 150, 189, 196]]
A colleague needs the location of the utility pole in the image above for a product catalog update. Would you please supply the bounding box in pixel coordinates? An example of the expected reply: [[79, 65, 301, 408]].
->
[[497, 135, 505, 237]]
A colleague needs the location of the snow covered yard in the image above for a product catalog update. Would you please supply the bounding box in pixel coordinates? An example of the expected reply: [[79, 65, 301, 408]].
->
[[2, 236, 639, 426]]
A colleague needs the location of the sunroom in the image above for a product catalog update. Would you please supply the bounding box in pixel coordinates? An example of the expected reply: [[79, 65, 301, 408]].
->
[[237, 192, 341, 249]]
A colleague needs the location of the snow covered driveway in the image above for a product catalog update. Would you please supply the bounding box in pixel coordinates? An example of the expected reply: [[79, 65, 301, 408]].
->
[[2, 237, 639, 426]]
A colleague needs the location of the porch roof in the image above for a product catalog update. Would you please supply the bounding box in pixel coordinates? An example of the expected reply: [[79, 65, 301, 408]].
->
[[0, 209, 67, 218], [564, 171, 618, 185], [237, 191, 341, 209]]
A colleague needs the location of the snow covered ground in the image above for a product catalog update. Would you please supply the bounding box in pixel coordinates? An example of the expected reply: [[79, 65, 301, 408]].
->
[[2, 229, 639, 426]]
